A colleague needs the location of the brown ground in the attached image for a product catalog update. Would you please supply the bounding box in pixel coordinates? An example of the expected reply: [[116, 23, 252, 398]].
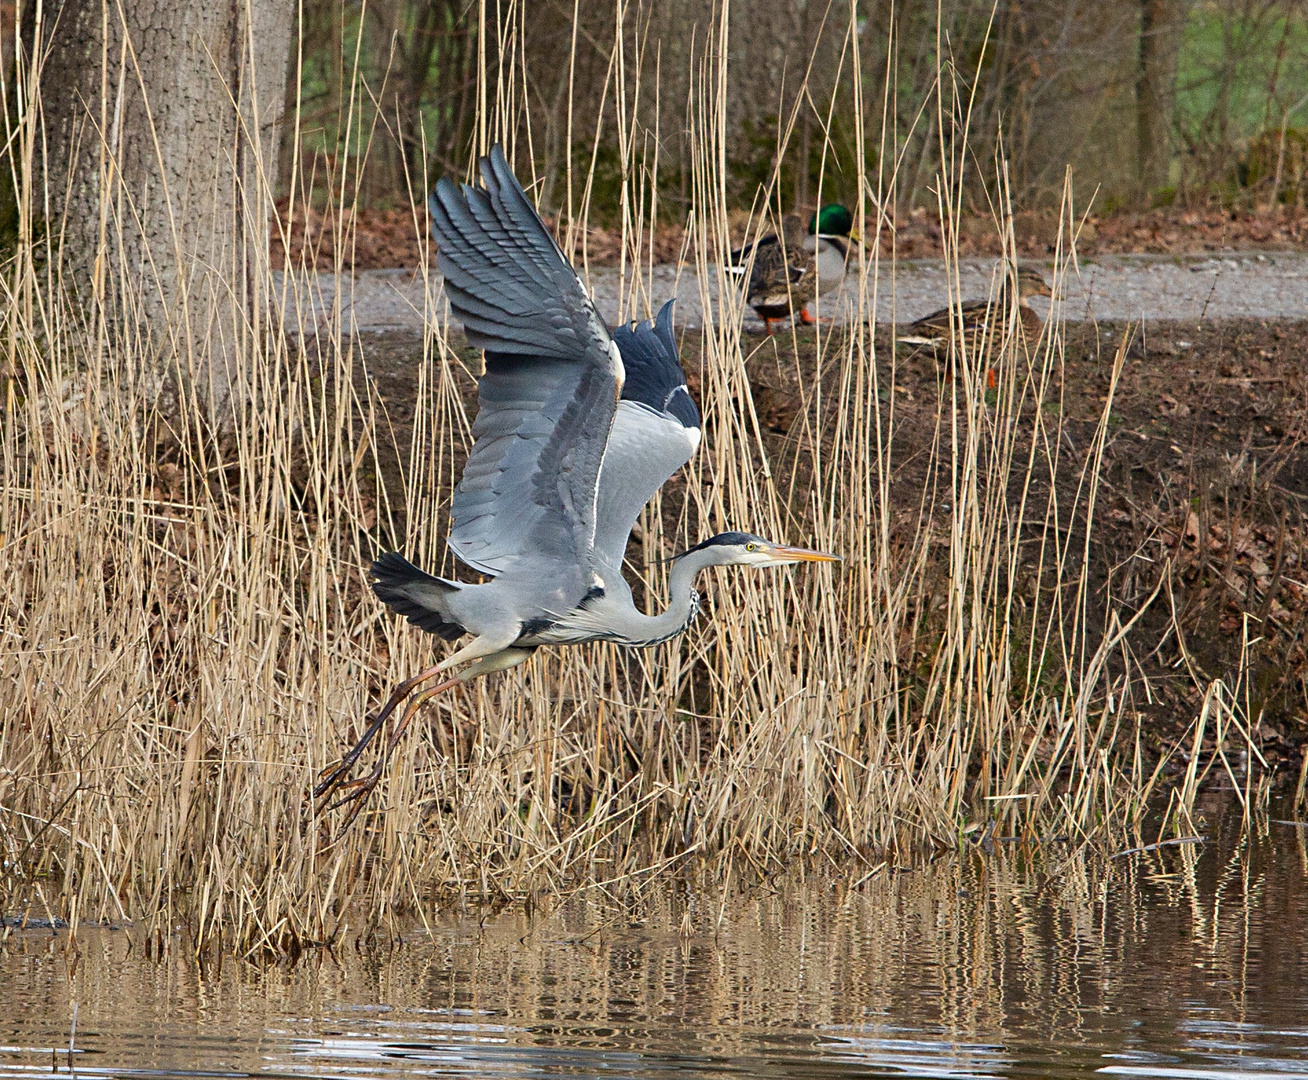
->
[[274, 200, 1308, 270], [352, 316, 1308, 789], [271, 199, 686, 271], [901, 204, 1308, 259], [1076, 320, 1307, 779], [742, 319, 1308, 784]]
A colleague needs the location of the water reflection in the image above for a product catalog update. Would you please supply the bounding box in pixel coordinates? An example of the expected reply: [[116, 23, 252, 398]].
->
[[2, 801, 1306, 1079]]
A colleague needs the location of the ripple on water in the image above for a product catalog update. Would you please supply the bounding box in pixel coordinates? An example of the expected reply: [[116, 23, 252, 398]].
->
[[2, 804, 1307, 1080]]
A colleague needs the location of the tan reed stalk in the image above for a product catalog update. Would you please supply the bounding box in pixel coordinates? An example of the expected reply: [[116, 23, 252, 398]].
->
[[0, 0, 1263, 953]]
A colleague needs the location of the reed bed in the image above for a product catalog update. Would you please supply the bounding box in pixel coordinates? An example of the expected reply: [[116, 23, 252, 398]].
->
[[14, 813, 1288, 1047], [0, 2, 1260, 952]]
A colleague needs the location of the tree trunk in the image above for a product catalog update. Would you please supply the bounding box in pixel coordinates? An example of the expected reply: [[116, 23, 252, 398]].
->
[[1137, 0, 1186, 201], [38, 0, 295, 418]]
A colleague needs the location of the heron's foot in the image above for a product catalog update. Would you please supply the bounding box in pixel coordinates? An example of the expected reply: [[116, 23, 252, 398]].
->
[[309, 669, 460, 833], [313, 723, 382, 802], [311, 757, 378, 832], [312, 765, 375, 833], [311, 727, 403, 834], [312, 721, 399, 822], [320, 761, 390, 823], [311, 700, 395, 807]]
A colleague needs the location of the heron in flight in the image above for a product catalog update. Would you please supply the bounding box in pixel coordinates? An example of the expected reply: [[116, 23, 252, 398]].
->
[[314, 146, 837, 822]]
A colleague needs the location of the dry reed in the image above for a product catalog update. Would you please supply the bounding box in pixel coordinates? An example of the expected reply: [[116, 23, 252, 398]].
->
[[0, 0, 1263, 952]]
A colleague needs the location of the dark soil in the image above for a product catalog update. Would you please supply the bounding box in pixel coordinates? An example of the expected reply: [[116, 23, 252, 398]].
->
[[899, 204, 1308, 259], [1067, 320, 1308, 779], [347, 317, 1308, 787], [743, 318, 1307, 772]]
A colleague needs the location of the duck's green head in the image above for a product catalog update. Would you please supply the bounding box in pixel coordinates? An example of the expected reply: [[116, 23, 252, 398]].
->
[[808, 204, 857, 240]]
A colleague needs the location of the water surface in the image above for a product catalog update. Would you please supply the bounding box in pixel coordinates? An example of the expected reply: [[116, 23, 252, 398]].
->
[[4, 803, 1307, 1079]]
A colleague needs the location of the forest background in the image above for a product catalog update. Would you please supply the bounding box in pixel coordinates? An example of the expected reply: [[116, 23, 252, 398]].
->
[[275, 0, 1308, 240]]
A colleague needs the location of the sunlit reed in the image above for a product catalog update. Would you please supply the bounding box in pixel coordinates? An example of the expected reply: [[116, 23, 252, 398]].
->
[[0, 0, 1262, 953]]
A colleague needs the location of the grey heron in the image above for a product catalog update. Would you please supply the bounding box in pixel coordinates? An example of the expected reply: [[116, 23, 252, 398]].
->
[[314, 146, 837, 821]]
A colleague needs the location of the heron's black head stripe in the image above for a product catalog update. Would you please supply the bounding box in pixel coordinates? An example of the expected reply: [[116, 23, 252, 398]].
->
[[677, 531, 766, 556]]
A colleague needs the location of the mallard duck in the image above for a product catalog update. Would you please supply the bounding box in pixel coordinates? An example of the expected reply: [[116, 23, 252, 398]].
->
[[804, 203, 860, 289], [897, 267, 1051, 383], [728, 214, 815, 334], [898, 267, 1050, 353]]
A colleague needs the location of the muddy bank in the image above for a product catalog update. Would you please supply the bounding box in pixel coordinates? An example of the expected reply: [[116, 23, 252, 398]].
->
[[346, 316, 1308, 784]]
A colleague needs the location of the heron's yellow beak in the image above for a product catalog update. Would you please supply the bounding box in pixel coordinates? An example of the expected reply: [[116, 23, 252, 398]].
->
[[769, 545, 840, 564]]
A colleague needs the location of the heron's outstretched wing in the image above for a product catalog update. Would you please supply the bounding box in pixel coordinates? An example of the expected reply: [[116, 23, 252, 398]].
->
[[429, 145, 623, 585], [591, 301, 701, 572]]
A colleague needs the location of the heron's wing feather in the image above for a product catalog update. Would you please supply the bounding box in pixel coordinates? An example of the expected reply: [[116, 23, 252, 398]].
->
[[369, 552, 466, 640], [614, 301, 695, 418], [592, 302, 701, 570], [429, 146, 621, 585], [429, 146, 616, 364]]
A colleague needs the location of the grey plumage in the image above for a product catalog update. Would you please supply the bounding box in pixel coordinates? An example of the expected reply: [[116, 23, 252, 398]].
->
[[314, 145, 835, 824], [428, 146, 621, 592], [593, 302, 700, 574], [427, 146, 612, 363]]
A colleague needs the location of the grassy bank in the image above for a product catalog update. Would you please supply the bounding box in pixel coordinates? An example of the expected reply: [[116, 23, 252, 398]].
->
[[0, 7, 1291, 954]]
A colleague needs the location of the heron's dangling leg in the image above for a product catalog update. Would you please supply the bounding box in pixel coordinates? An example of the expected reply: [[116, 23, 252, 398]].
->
[[313, 634, 505, 807], [313, 638, 533, 832], [321, 676, 461, 829], [312, 661, 447, 806]]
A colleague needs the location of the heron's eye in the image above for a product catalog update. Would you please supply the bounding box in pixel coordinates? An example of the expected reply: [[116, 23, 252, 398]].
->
[[745, 542, 757, 552]]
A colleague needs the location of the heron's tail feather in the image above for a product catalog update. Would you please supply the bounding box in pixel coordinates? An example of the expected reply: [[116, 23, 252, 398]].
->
[[370, 552, 467, 641]]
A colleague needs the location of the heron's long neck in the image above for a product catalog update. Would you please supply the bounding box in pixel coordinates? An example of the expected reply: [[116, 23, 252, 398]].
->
[[612, 549, 712, 647]]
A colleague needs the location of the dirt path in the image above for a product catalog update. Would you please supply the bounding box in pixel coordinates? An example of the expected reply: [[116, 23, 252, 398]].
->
[[278, 252, 1308, 335]]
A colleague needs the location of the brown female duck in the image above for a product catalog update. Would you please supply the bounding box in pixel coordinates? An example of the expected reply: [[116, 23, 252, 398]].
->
[[898, 267, 1052, 356]]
